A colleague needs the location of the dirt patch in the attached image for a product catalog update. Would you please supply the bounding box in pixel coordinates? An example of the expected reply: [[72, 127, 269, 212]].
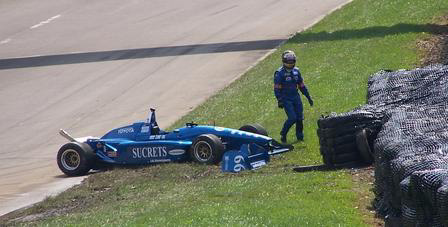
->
[[350, 166, 384, 226], [418, 14, 448, 66]]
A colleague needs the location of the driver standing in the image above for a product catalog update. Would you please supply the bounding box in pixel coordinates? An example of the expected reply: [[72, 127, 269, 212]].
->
[[273, 50, 313, 143]]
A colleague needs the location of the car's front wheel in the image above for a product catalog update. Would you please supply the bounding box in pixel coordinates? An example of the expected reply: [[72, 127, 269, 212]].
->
[[239, 123, 268, 136], [190, 134, 224, 164], [57, 143, 93, 176]]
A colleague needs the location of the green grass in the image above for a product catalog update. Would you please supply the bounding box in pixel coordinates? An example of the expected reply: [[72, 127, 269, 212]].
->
[[3, 0, 448, 226], [12, 165, 359, 226]]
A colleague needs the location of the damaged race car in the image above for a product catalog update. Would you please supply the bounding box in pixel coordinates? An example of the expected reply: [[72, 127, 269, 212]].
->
[[57, 108, 292, 176]]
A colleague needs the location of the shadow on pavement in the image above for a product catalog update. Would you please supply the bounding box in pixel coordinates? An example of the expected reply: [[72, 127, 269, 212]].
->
[[0, 39, 285, 70]]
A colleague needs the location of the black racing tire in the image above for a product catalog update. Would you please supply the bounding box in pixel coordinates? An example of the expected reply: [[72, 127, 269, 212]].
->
[[325, 134, 357, 147], [332, 161, 364, 169], [320, 142, 358, 155], [322, 154, 362, 169], [317, 123, 364, 138], [332, 152, 362, 164], [190, 134, 225, 164], [57, 143, 94, 176], [317, 111, 376, 129], [322, 154, 333, 167], [356, 129, 374, 164], [239, 123, 268, 136]]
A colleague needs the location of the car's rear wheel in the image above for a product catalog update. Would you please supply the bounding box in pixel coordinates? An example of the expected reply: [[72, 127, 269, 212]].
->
[[239, 123, 268, 136], [57, 143, 93, 176], [190, 134, 224, 164]]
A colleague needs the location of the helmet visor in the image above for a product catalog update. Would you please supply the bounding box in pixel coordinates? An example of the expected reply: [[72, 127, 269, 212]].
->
[[284, 62, 295, 69]]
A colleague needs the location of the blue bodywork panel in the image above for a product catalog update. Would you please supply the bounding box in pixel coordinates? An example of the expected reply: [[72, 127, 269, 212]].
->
[[80, 110, 275, 166], [221, 144, 270, 172], [62, 110, 292, 172]]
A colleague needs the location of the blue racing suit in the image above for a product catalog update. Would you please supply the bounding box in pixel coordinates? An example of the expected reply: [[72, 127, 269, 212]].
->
[[274, 66, 313, 140]]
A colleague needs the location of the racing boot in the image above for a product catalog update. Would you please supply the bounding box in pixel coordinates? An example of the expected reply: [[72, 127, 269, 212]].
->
[[280, 133, 287, 143], [296, 120, 304, 141]]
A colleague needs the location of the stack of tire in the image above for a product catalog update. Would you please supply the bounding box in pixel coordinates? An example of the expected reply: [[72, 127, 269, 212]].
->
[[313, 64, 448, 225], [317, 108, 382, 168]]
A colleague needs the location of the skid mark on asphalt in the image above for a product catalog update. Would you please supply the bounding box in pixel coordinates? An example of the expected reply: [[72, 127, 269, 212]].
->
[[208, 5, 238, 16]]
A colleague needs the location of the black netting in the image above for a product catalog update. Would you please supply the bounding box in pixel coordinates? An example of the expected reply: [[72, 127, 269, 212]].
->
[[437, 184, 448, 227], [316, 64, 448, 225], [367, 65, 448, 108]]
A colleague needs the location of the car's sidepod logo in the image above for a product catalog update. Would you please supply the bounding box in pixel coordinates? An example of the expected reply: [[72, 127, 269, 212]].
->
[[168, 149, 186, 156], [129, 146, 167, 158]]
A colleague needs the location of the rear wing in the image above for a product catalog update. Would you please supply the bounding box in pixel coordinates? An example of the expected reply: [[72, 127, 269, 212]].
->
[[59, 129, 97, 143]]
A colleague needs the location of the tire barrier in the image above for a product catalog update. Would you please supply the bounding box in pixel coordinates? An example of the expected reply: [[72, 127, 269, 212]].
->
[[316, 64, 448, 225], [374, 105, 448, 226], [317, 108, 382, 168]]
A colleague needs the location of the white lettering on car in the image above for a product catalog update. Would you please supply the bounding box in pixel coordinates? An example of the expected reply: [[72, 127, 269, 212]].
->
[[233, 155, 246, 172], [141, 126, 150, 133], [131, 146, 168, 159], [118, 127, 134, 134]]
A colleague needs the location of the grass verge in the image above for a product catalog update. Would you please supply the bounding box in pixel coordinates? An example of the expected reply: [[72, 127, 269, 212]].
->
[[2, 0, 448, 226]]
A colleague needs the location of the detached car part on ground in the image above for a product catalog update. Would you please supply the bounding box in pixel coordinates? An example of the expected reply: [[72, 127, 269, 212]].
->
[[57, 109, 292, 176]]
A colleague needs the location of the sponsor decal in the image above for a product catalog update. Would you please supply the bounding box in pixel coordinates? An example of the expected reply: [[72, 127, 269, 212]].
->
[[150, 159, 171, 163], [130, 146, 168, 159], [118, 127, 134, 134], [285, 76, 292, 81], [141, 126, 150, 133], [149, 135, 166, 140], [215, 127, 226, 132], [107, 151, 118, 157], [168, 149, 186, 156]]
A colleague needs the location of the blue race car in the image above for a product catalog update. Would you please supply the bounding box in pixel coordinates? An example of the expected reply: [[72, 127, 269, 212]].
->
[[57, 108, 292, 176]]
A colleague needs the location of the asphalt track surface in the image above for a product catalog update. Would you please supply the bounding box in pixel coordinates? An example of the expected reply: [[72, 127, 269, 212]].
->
[[0, 0, 350, 216]]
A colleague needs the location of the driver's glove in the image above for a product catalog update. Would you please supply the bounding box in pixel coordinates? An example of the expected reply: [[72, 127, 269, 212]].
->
[[278, 100, 284, 109], [308, 97, 314, 107]]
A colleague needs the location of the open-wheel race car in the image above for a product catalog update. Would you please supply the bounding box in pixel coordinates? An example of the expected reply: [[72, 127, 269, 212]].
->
[[57, 108, 292, 176]]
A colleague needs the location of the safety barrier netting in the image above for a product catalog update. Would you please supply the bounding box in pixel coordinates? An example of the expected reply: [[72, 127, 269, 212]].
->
[[375, 105, 448, 225], [316, 64, 448, 225]]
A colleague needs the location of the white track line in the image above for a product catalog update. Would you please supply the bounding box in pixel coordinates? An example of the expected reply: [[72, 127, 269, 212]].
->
[[0, 38, 11, 44], [30, 14, 61, 29]]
